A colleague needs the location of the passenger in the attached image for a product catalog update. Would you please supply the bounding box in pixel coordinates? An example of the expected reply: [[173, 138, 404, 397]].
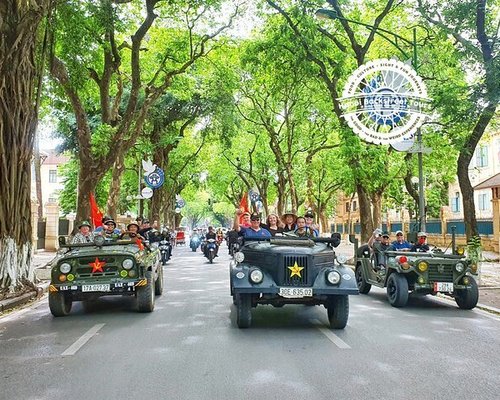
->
[[392, 230, 412, 251], [239, 211, 251, 228], [293, 216, 316, 237], [263, 213, 284, 236], [411, 232, 430, 252], [304, 210, 320, 237], [138, 219, 153, 238], [72, 221, 94, 244], [369, 230, 393, 272], [281, 211, 297, 232], [94, 215, 113, 234], [97, 219, 121, 239], [120, 223, 143, 239], [235, 212, 271, 239]]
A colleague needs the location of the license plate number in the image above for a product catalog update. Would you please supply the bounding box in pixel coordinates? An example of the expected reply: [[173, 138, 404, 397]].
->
[[279, 287, 313, 298], [82, 284, 110, 292], [434, 282, 453, 293]]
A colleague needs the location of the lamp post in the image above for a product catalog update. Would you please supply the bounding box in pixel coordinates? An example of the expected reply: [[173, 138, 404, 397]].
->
[[316, 8, 426, 232]]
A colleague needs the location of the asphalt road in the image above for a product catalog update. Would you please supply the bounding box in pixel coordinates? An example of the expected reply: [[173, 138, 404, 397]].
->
[[1, 244, 499, 400]]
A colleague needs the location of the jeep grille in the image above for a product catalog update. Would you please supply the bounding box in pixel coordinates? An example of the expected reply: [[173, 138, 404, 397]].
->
[[282, 255, 309, 286], [76, 257, 119, 278], [428, 264, 454, 283]]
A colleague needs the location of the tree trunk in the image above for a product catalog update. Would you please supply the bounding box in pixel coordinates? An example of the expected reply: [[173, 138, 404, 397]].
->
[[357, 184, 373, 242], [76, 164, 102, 224], [371, 191, 382, 229], [106, 151, 126, 220], [0, 0, 49, 290], [457, 103, 497, 240], [33, 133, 44, 218]]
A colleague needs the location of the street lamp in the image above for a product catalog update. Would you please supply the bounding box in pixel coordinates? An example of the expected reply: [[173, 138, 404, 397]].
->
[[315, 8, 426, 232]]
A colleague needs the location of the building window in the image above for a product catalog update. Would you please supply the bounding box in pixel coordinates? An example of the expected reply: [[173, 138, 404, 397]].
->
[[451, 192, 460, 213], [478, 193, 490, 211], [352, 201, 357, 211], [476, 145, 488, 167], [48, 169, 57, 183], [345, 202, 350, 212]]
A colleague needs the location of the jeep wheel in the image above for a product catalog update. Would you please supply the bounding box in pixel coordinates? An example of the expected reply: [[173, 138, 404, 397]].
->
[[355, 265, 371, 294], [455, 277, 479, 310], [326, 295, 349, 329], [136, 271, 155, 312], [386, 273, 409, 307], [49, 292, 72, 317], [236, 294, 252, 328], [155, 265, 164, 296]]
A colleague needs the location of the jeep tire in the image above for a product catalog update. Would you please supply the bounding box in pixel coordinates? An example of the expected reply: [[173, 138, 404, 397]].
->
[[455, 277, 479, 310], [387, 273, 409, 307], [208, 251, 214, 264], [236, 294, 252, 328], [355, 265, 372, 294], [154, 265, 164, 296], [49, 292, 72, 317], [137, 271, 155, 312], [326, 295, 349, 329]]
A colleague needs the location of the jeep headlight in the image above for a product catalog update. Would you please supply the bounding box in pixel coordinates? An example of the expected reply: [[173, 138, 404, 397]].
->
[[249, 269, 263, 284], [455, 262, 465, 273], [234, 252, 245, 263], [59, 263, 71, 274], [122, 258, 134, 270], [336, 254, 347, 264], [326, 270, 341, 285], [417, 261, 428, 272]]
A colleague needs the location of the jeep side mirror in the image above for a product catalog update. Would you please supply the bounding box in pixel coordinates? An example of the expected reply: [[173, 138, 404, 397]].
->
[[331, 232, 341, 248], [58, 236, 67, 247]]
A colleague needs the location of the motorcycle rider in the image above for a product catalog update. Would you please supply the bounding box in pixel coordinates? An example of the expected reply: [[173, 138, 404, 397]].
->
[[204, 226, 219, 257]]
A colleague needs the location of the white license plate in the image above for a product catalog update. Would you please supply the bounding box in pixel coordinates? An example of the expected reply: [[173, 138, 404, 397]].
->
[[82, 284, 110, 292], [434, 282, 454, 293], [279, 287, 313, 298]]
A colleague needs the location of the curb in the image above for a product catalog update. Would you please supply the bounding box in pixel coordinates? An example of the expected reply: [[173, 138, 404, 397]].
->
[[0, 282, 49, 314]]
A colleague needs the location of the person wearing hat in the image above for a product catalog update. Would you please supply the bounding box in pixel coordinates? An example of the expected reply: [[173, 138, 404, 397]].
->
[[369, 230, 394, 273], [234, 211, 271, 239], [71, 221, 94, 244], [281, 211, 297, 232], [138, 219, 152, 238], [411, 232, 430, 252], [304, 210, 320, 236], [120, 222, 143, 239], [391, 230, 412, 251], [93, 215, 113, 233]]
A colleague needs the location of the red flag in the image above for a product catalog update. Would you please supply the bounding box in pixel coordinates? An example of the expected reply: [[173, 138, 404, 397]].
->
[[89, 193, 103, 228], [135, 238, 145, 251], [239, 192, 250, 224]]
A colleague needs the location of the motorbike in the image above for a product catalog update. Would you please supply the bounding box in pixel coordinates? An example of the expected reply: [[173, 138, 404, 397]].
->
[[190, 235, 201, 252], [204, 238, 218, 263], [158, 233, 172, 265]]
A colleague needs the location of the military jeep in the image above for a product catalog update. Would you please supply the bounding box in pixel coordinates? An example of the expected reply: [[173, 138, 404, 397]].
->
[[48, 236, 163, 316], [355, 244, 479, 309], [230, 235, 358, 329]]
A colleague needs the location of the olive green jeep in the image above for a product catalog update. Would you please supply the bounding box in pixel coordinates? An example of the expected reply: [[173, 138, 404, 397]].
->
[[355, 243, 479, 309], [48, 235, 163, 316]]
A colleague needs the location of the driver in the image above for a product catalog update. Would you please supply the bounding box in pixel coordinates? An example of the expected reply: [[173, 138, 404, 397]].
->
[[411, 232, 430, 252], [72, 221, 94, 244], [293, 216, 317, 237], [204, 226, 219, 257]]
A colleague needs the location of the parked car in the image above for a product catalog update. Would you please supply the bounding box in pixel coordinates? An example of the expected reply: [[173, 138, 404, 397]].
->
[[355, 243, 479, 309], [230, 234, 358, 329], [48, 235, 163, 316]]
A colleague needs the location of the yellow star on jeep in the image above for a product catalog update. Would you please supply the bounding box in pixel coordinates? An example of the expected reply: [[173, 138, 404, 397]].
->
[[288, 261, 304, 278]]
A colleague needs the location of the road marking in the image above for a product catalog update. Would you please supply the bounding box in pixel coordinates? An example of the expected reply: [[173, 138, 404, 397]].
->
[[311, 319, 351, 349], [61, 323, 105, 356]]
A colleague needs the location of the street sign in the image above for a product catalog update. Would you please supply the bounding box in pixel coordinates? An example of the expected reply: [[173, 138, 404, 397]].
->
[[144, 167, 165, 189], [408, 143, 432, 154], [141, 187, 153, 199], [391, 135, 415, 152]]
